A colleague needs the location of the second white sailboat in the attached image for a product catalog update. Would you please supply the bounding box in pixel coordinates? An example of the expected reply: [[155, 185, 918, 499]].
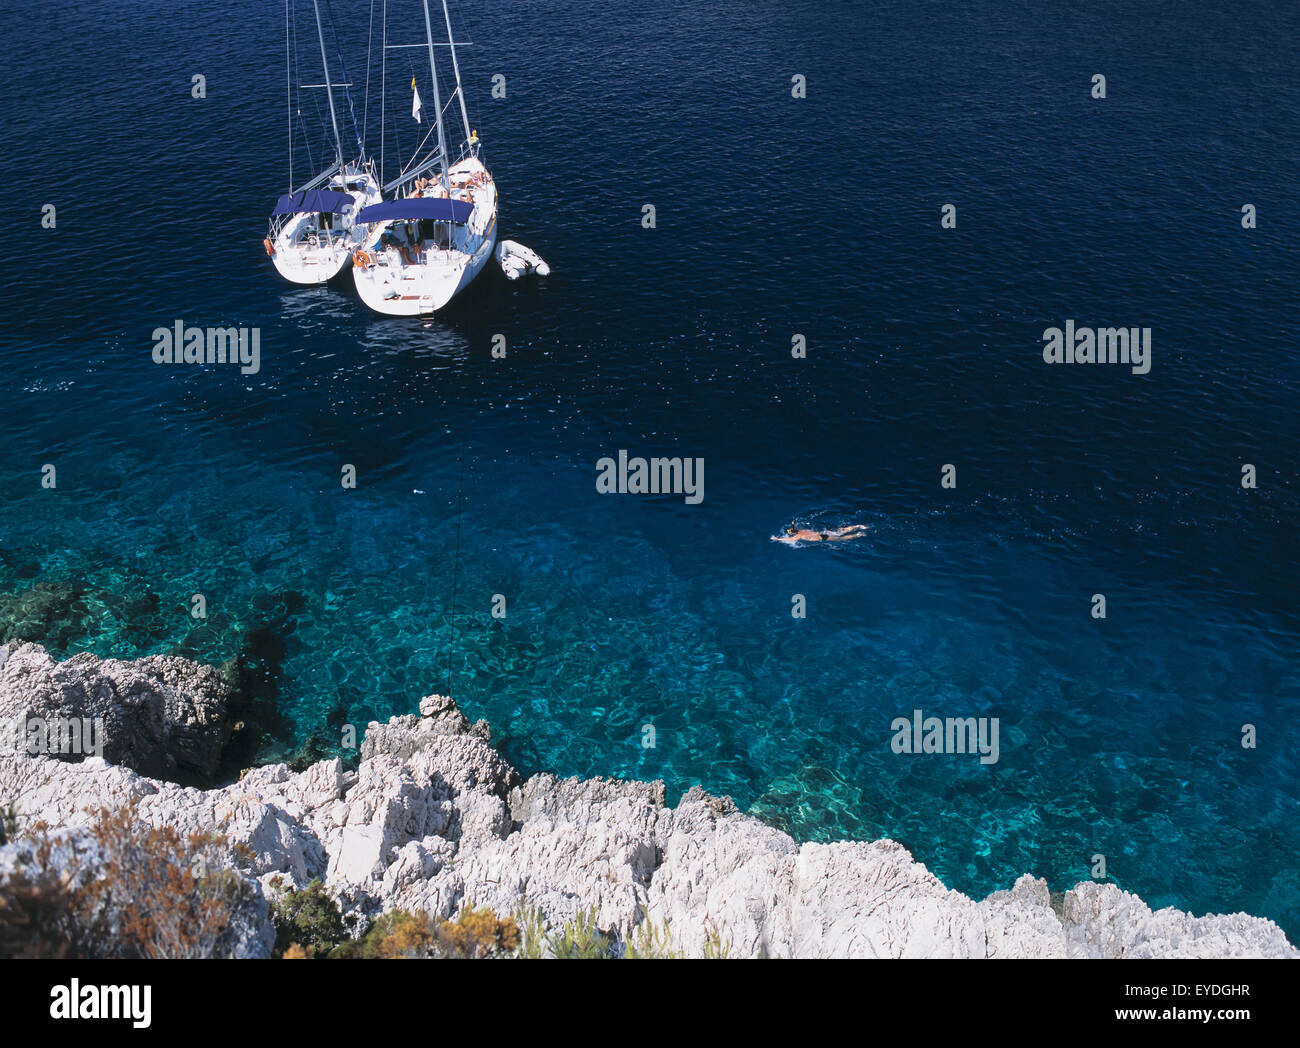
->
[[351, 0, 497, 315], [266, 0, 381, 285]]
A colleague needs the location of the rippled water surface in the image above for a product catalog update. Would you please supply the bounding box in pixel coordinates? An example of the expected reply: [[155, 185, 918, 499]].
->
[[1, 1, 1297, 938]]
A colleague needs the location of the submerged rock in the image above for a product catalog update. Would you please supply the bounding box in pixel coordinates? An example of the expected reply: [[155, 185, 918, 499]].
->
[[748, 761, 884, 843], [0, 650, 1294, 958]]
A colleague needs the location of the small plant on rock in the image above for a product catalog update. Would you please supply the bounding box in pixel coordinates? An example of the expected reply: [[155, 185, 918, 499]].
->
[[547, 905, 613, 959], [336, 910, 438, 958], [513, 902, 547, 959], [270, 879, 346, 958], [1, 803, 256, 959], [435, 905, 521, 958], [702, 923, 732, 959], [625, 909, 683, 959]]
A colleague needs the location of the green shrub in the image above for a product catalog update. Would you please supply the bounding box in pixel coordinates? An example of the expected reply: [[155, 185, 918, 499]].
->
[[546, 906, 613, 959], [625, 911, 683, 959], [270, 879, 346, 958], [702, 923, 732, 959], [513, 902, 547, 959], [330, 910, 436, 959]]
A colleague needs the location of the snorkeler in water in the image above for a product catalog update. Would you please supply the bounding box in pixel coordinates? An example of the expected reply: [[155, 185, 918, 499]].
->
[[773, 522, 870, 545]]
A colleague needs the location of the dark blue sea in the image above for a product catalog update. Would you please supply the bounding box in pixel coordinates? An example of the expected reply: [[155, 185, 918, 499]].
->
[[2, 0, 1297, 938]]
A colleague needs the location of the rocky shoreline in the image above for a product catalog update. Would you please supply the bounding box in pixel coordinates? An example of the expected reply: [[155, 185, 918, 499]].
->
[[1, 640, 1295, 959]]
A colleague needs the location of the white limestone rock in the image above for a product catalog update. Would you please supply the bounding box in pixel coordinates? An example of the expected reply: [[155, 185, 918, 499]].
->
[[1062, 880, 1297, 959], [976, 875, 1069, 958], [1, 658, 1294, 960]]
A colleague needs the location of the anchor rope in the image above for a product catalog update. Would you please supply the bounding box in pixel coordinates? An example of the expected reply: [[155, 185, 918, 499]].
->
[[446, 445, 466, 696]]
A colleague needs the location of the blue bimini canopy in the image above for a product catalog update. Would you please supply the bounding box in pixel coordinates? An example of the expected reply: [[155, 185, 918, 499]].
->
[[357, 197, 474, 225], [270, 190, 355, 216]]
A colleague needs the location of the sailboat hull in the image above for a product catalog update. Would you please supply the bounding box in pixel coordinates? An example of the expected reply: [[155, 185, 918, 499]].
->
[[271, 239, 354, 284], [352, 219, 496, 315], [269, 180, 382, 285]]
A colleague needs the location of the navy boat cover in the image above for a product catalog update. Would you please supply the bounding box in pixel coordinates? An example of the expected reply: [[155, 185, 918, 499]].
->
[[357, 198, 475, 225], [271, 190, 355, 216]]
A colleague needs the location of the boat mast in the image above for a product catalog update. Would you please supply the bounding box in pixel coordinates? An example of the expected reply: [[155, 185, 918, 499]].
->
[[286, 0, 294, 190], [421, 0, 451, 195], [324, 0, 368, 167], [440, 0, 473, 151], [380, 0, 387, 185], [312, 0, 346, 173]]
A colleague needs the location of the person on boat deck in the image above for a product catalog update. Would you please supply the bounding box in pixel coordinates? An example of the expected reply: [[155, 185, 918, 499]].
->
[[406, 221, 425, 262], [380, 227, 416, 266], [774, 523, 870, 544]]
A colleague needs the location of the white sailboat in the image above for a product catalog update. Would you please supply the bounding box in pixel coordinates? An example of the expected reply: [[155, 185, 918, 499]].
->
[[351, 0, 497, 316], [265, 0, 382, 285]]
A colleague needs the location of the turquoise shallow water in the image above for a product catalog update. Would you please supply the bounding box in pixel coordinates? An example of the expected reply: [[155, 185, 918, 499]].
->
[[1, 0, 1298, 938]]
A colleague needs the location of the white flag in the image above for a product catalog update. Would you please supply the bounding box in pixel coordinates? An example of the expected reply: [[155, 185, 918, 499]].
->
[[411, 77, 422, 123]]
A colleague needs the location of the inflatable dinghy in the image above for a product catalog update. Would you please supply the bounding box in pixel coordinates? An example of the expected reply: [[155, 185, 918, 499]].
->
[[495, 240, 550, 280]]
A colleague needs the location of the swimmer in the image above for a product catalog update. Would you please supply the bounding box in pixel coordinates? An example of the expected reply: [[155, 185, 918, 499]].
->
[[773, 522, 870, 545]]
